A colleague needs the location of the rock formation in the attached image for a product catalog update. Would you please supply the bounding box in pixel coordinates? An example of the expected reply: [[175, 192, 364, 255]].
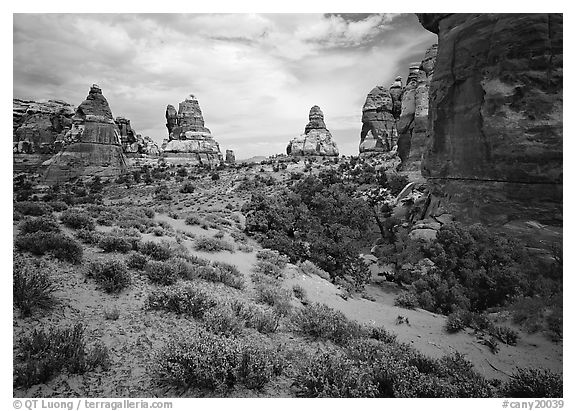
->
[[417, 13, 563, 226], [359, 85, 399, 155], [397, 44, 438, 170], [162, 94, 222, 165], [13, 99, 75, 154], [287, 106, 339, 156], [43, 84, 127, 183], [225, 149, 236, 164], [115, 116, 136, 149]]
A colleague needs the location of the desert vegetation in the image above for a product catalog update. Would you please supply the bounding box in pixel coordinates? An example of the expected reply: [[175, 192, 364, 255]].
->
[[12, 158, 562, 398]]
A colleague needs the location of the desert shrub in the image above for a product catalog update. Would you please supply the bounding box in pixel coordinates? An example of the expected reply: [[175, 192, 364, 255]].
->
[[256, 249, 289, 269], [298, 260, 331, 280], [126, 252, 148, 270], [394, 292, 418, 309], [60, 210, 95, 231], [14, 201, 51, 216], [154, 184, 172, 201], [238, 244, 254, 253], [492, 325, 519, 346], [234, 302, 279, 334], [139, 241, 173, 261], [194, 236, 234, 253], [15, 231, 83, 264], [292, 284, 307, 301], [203, 305, 244, 336], [291, 303, 361, 345], [445, 312, 466, 333], [18, 216, 61, 234], [254, 283, 292, 316], [168, 257, 197, 280], [363, 325, 398, 345], [87, 260, 131, 293], [14, 323, 110, 388], [13, 255, 56, 317], [46, 201, 69, 212], [184, 215, 201, 226], [168, 211, 179, 220], [146, 284, 217, 317], [253, 261, 284, 278], [138, 207, 154, 218], [98, 235, 134, 253], [145, 261, 178, 285], [180, 182, 195, 193], [155, 330, 281, 390], [212, 262, 244, 289], [104, 307, 120, 320], [214, 230, 225, 239], [501, 368, 563, 398], [293, 347, 379, 397], [153, 227, 165, 236], [75, 229, 102, 244]]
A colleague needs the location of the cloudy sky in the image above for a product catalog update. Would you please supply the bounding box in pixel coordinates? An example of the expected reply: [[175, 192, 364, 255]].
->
[[13, 13, 436, 158]]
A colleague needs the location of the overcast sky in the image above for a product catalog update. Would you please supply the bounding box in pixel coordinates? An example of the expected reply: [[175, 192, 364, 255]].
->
[[13, 13, 436, 158]]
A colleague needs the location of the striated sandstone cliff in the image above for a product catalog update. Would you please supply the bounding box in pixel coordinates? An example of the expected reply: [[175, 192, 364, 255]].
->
[[13, 99, 75, 154], [162, 94, 222, 165], [417, 13, 562, 226], [43, 84, 127, 183]]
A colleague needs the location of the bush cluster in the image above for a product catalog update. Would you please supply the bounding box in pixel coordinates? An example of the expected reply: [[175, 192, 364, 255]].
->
[[14, 323, 110, 388], [194, 236, 235, 253], [242, 175, 373, 285], [60, 210, 95, 231], [87, 260, 131, 293], [15, 231, 83, 264], [13, 254, 56, 317], [155, 329, 283, 390]]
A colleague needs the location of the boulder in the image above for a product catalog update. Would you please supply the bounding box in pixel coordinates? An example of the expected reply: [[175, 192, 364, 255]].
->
[[43, 84, 127, 183], [287, 106, 339, 157], [417, 13, 563, 227], [162, 94, 222, 165]]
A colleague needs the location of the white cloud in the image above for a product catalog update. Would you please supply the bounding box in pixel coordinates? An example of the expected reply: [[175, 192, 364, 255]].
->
[[13, 13, 437, 158]]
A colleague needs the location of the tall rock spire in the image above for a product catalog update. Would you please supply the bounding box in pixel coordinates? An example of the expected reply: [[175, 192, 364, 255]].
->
[[43, 84, 127, 183]]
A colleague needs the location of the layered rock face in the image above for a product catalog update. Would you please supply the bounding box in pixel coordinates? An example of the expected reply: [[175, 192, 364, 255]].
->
[[287, 106, 339, 156], [162, 94, 222, 165], [417, 13, 563, 226], [225, 149, 236, 164], [13, 99, 75, 154], [359, 85, 399, 154], [43, 85, 127, 183], [115, 116, 136, 149], [397, 44, 438, 170]]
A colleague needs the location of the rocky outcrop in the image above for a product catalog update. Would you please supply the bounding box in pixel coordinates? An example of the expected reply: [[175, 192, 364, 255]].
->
[[162, 94, 222, 165], [417, 13, 563, 226], [13, 99, 75, 154], [359, 85, 399, 154], [287, 106, 339, 156], [225, 149, 236, 164], [125, 134, 160, 156], [115, 116, 136, 149], [397, 44, 438, 170], [43, 84, 127, 183]]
